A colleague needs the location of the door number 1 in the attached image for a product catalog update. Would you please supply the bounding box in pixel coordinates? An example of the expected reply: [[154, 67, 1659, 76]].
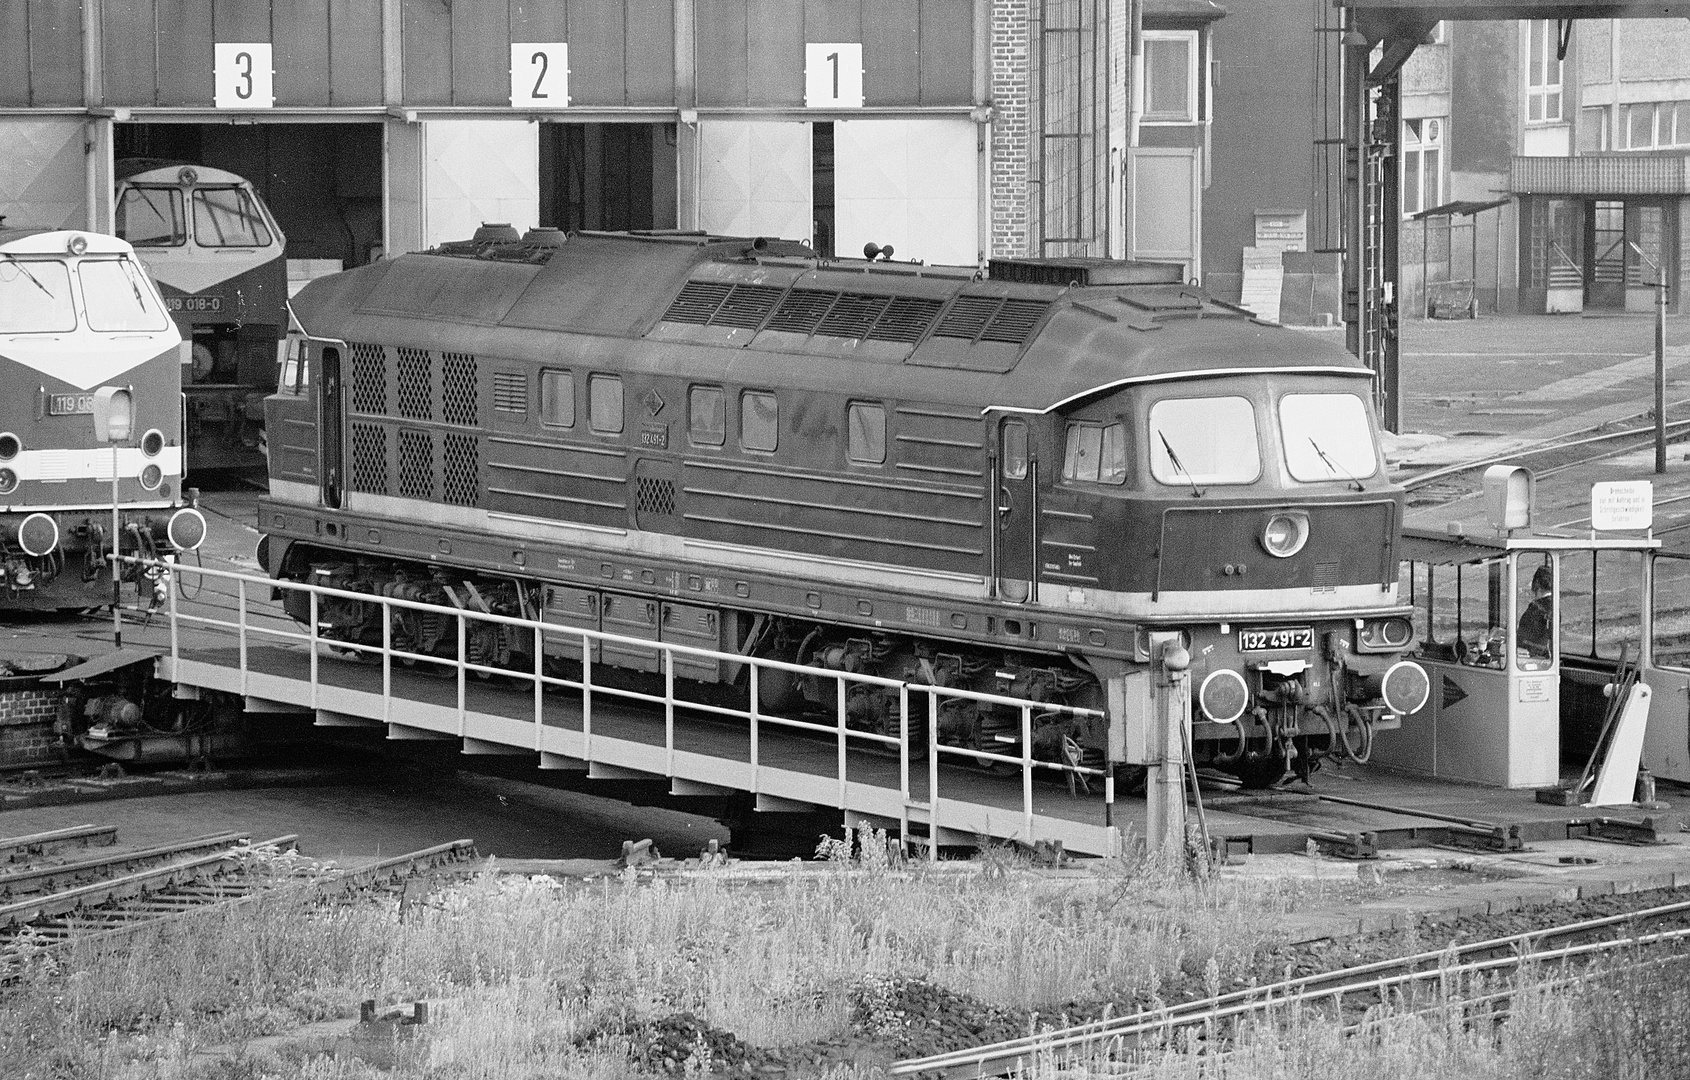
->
[[805, 43, 863, 108], [511, 43, 570, 107]]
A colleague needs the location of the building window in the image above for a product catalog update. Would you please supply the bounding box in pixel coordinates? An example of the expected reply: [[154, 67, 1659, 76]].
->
[[588, 374, 623, 434], [1526, 21, 1563, 123], [1579, 106, 1608, 152], [846, 402, 886, 464], [1402, 118, 1444, 218], [689, 385, 725, 446], [1624, 102, 1655, 149], [741, 391, 778, 452], [1618, 101, 1690, 150], [1142, 31, 1198, 122], [540, 370, 574, 428]]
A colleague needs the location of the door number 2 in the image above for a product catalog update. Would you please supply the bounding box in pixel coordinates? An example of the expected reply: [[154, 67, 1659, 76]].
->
[[511, 44, 570, 107]]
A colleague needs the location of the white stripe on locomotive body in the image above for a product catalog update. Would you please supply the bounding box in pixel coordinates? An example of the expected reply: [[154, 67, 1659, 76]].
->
[[291, 486, 1403, 623], [6, 445, 182, 483], [995, 366, 1375, 415]]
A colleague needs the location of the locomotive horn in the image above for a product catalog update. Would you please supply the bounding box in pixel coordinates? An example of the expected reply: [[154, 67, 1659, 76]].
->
[[863, 243, 882, 260]]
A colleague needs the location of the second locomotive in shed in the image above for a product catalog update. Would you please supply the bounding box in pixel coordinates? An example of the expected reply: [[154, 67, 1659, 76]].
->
[[259, 228, 1429, 786]]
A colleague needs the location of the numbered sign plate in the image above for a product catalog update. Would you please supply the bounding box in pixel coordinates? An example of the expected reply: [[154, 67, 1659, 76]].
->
[[214, 43, 274, 108], [806, 43, 863, 108], [512, 43, 570, 107]]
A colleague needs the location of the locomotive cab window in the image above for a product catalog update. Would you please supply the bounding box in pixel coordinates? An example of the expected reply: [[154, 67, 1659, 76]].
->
[[1001, 420, 1029, 480], [540, 370, 575, 428], [741, 391, 778, 452], [1148, 397, 1260, 486], [0, 259, 75, 333], [1279, 393, 1378, 483], [690, 386, 726, 446], [847, 403, 886, 464], [192, 188, 273, 248], [589, 375, 623, 434], [115, 187, 186, 247], [1061, 421, 1126, 484], [79, 260, 170, 333]]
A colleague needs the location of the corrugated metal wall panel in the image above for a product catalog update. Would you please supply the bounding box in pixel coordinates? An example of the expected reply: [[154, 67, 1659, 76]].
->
[[450, 0, 511, 106], [402, 0, 453, 105], [568, 0, 628, 106], [276, 0, 331, 107], [1511, 155, 1690, 196], [625, 0, 676, 104], [102, 2, 156, 104], [805, 0, 862, 43], [0, 6, 32, 106], [328, 0, 384, 105], [213, 0, 269, 41], [696, 0, 749, 106], [919, 0, 973, 105], [156, 0, 214, 106], [29, 0, 86, 106], [863, 0, 920, 106], [747, 0, 804, 107], [510, 0, 567, 41]]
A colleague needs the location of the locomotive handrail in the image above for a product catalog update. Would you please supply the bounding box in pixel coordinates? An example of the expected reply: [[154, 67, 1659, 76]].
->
[[140, 556, 1111, 857]]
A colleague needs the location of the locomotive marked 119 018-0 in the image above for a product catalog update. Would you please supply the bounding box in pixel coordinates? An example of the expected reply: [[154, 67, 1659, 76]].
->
[[258, 227, 1429, 787], [0, 227, 208, 609]]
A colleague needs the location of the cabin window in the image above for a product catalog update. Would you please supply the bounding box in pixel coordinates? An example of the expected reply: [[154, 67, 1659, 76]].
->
[[1559, 549, 1642, 662], [741, 391, 778, 452], [1061, 421, 1127, 484], [1653, 555, 1690, 670], [79, 259, 170, 332], [1148, 397, 1260, 486], [0, 259, 75, 333], [589, 374, 623, 434], [1279, 393, 1378, 482], [847, 402, 886, 464], [690, 386, 726, 446], [191, 188, 273, 247], [540, 370, 575, 428], [1001, 420, 1029, 480], [116, 187, 185, 247]]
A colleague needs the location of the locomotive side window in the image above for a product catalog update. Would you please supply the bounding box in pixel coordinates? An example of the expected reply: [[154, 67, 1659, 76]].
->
[[1061, 421, 1126, 484], [79, 260, 170, 332], [1652, 555, 1690, 670], [115, 187, 186, 247], [1279, 393, 1378, 482], [192, 188, 274, 247], [589, 374, 624, 434], [741, 391, 778, 452], [689, 386, 726, 446], [0, 259, 75, 332], [1002, 420, 1029, 480], [1148, 397, 1260, 485], [540, 370, 575, 428], [846, 403, 886, 464]]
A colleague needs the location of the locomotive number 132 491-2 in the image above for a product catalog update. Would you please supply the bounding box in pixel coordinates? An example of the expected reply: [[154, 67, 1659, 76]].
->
[[1238, 626, 1313, 651]]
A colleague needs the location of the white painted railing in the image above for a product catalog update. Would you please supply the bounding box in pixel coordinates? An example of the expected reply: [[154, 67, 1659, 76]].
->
[[147, 558, 1113, 855]]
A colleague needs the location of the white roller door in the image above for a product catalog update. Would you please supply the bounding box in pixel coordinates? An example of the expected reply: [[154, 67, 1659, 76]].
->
[[697, 121, 813, 242], [835, 118, 978, 268], [0, 119, 87, 231]]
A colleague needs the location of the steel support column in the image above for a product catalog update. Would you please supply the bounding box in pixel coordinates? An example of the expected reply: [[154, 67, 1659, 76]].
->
[[1343, 30, 1404, 433]]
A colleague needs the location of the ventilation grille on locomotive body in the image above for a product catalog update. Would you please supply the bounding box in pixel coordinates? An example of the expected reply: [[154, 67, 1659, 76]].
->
[[660, 282, 1047, 347]]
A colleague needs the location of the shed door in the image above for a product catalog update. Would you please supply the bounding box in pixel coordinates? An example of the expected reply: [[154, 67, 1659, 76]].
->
[[834, 118, 978, 266], [995, 418, 1034, 603], [697, 121, 813, 240]]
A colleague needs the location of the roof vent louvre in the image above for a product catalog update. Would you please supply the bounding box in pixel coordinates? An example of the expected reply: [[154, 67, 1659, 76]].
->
[[662, 281, 732, 324], [816, 293, 892, 339], [764, 288, 839, 334], [712, 284, 786, 329], [932, 296, 1003, 341], [867, 296, 944, 344], [979, 299, 1051, 344]]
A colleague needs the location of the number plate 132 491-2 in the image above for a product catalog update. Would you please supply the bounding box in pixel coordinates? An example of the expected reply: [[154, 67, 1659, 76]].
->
[[1238, 626, 1313, 652]]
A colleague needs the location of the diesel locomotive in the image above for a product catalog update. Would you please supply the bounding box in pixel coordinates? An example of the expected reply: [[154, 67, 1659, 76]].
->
[[115, 160, 287, 475], [0, 227, 207, 609], [258, 228, 1429, 786]]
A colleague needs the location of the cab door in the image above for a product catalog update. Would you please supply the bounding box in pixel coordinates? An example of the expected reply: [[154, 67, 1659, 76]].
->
[[318, 345, 344, 509], [994, 417, 1034, 602], [263, 323, 320, 487]]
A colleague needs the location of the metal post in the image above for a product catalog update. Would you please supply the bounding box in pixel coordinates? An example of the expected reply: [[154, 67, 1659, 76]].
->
[[111, 443, 121, 648], [664, 649, 675, 776], [1021, 704, 1034, 844], [456, 613, 467, 735], [533, 624, 544, 744], [581, 631, 593, 758], [836, 677, 847, 808], [928, 692, 940, 861], [1657, 274, 1668, 474], [1147, 641, 1191, 859], [749, 663, 760, 794], [898, 684, 910, 854]]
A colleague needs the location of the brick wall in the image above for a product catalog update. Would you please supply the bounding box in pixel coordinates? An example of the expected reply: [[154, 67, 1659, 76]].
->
[[0, 687, 65, 767], [991, 0, 1031, 256]]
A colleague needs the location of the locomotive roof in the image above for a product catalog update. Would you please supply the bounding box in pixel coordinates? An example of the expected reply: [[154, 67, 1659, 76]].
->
[[0, 228, 136, 255], [115, 159, 251, 186], [290, 232, 1370, 414]]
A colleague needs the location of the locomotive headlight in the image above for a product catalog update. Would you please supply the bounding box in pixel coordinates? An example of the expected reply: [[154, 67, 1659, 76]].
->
[[1359, 617, 1414, 651], [141, 429, 165, 457], [139, 464, 163, 491], [1261, 512, 1310, 558], [0, 469, 16, 494], [1198, 669, 1250, 724], [66, 234, 87, 256], [0, 434, 19, 460]]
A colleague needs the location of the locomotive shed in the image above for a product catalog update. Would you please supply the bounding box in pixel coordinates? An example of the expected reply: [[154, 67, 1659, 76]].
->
[[0, 494, 1676, 863]]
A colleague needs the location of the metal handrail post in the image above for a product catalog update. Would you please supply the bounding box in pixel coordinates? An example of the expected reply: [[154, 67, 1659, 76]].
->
[[308, 589, 319, 706], [837, 676, 848, 808], [237, 577, 248, 695], [581, 631, 593, 758], [532, 625, 544, 749], [664, 649, 675, 776], [749, 663, 760, 794], [167, 556, 179, 665], [382, 599, 392, 725], [456, 612, 467, 736], [898, 684, 910, 853], [927, 693, 940, 862], [1021, 704, 1034, 844]]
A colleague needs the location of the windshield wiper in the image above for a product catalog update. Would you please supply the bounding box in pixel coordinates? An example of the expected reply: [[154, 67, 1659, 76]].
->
[[1156, 430, 1205, 498], [118, 257, 148, 309], [1, 254, 54, 299], [1308, 437, 1364, 492]]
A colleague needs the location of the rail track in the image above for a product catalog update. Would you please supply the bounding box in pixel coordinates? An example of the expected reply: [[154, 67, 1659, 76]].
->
[[891, 892, 1690, 1077], [0, 826, 476, 961]]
